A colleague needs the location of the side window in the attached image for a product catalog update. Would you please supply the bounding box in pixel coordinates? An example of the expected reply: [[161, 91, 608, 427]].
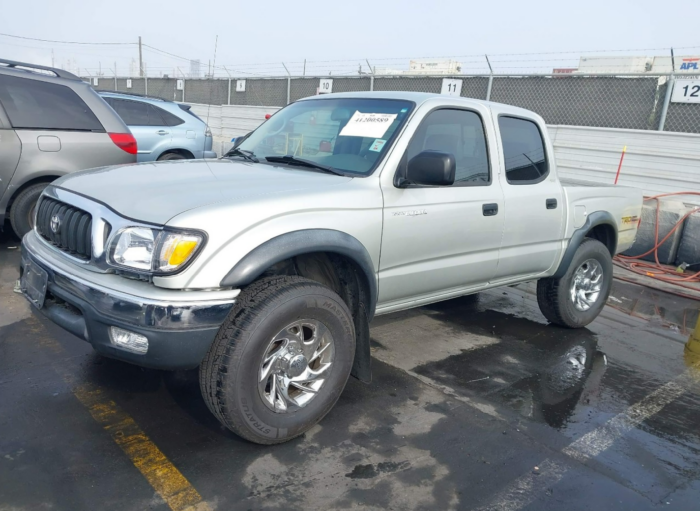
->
[[405, 109, 490, 186], [0, 74, 103, 131], [108, 98, 151, 126], [498, 116, 549, 184], [152, 105, 184, 127], [108, 98, 169, 127]]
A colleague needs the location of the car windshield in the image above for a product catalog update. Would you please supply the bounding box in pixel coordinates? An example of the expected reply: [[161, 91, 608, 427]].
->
[[234, 98, 414, 175]]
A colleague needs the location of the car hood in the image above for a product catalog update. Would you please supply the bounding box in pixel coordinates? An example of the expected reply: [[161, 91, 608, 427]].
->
[[53, 159, 352, 225]]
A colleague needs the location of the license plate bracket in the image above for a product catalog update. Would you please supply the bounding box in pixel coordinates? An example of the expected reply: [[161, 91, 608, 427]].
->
[[21, 260, 49, 310]]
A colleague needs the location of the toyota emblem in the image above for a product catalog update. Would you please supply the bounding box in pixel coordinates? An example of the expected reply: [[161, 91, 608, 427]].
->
[[50, 214, 61, 234]]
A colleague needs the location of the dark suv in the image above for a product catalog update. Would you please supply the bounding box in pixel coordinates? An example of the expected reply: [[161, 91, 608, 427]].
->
[[0, 59, 136, 238]]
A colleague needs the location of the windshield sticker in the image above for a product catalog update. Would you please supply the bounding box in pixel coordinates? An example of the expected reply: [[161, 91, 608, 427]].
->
[[339, 111, 398, 138], [369, 139, 386, 152]]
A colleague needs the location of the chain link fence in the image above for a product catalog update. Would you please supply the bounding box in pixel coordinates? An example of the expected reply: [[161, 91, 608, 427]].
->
[[84, 74, 700, 134]]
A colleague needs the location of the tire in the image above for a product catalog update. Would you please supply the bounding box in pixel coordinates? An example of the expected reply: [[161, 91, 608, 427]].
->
[[200, 276, 356, 444], [9, 183, 49, 239], [537, 238, 613, 329], [157, 152, 186, 161]]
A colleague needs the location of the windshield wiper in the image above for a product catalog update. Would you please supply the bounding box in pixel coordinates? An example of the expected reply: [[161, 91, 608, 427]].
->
[[225, 148, 259, 163], [265, 155, 346, 176]]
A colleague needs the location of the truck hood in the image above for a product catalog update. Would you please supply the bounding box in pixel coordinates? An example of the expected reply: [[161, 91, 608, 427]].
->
[[53, 159, 352, 225]]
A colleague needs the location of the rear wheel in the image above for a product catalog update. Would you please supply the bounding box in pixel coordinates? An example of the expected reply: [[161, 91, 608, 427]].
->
[[537, 238, 613, 328], [9, 183, 49, 238], [200, 276, 355, 444], [157, 152, 187, 161]]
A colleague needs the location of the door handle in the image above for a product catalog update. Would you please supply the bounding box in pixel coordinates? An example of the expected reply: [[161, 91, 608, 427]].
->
[[157, 130, 169, 135], [546, 198, 558, 210], [482, 203, 498, 216]]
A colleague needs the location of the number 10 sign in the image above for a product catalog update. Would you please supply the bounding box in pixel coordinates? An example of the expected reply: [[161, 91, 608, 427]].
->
[[672, 79, 700, 103]]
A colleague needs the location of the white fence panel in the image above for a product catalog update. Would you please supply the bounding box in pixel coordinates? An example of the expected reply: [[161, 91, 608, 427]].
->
[[548, 125, 700, 200]]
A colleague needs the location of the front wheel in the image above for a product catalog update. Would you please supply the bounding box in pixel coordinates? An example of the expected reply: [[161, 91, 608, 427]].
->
[[537, 238, 613, 328], [199, 276, 355, 444], [9, 183, 49, 239]]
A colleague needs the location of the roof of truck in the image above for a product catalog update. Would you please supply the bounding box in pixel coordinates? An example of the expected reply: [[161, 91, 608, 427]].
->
[[298, 90, 540, 118]]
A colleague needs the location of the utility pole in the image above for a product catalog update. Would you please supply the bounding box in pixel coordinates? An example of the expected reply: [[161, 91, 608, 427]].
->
[[138, 36, 143, 77]]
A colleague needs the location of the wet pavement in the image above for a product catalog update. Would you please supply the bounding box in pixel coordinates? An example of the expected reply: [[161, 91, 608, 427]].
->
[[1, 224, 699, 511]]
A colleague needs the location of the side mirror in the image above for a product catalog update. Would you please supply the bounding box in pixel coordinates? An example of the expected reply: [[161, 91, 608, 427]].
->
[[405, 150, 456, 186], [231, 132, 251, 149]]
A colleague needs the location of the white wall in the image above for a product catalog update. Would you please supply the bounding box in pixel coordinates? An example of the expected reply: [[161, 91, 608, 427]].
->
[[548, 125, 700, 201], [188, 103, 280, 155], [188, 104, 700, 203]]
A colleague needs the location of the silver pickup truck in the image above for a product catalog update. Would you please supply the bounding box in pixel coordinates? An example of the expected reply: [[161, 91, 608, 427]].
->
[[19, 91, 642, 444]]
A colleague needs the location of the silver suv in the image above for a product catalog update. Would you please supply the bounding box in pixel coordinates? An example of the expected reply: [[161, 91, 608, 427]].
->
[[0, 59, 136, 238]]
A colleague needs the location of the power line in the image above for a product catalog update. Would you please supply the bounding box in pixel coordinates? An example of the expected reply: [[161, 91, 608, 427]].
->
[[0, 31, 134, 45]]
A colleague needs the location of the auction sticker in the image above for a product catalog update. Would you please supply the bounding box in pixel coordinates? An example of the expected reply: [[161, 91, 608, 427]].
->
[[369, 139, 386, 152], [339, 111, 397, 138]]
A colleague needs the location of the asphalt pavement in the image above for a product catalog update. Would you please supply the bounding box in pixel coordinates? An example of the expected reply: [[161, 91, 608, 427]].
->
[[1, 225, 699, 511]]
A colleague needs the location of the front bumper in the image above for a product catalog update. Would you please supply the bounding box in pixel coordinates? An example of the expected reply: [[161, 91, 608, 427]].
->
[[203, 150, 217, 159], [20, 231, 236, 370]]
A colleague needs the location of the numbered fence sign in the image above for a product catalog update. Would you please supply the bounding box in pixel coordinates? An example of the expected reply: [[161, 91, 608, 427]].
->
[[236, 80, 246, 92], [441, 78, 462, 96], [319, 78, 333, 94], [672, 79, 700, 103], [126, 79, 132, 89], [92, 78, 99, 86], [176, 79, 184, 91]]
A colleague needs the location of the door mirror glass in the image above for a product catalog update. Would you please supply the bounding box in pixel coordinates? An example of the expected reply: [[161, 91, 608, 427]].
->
[[405, 150, 456, 186]]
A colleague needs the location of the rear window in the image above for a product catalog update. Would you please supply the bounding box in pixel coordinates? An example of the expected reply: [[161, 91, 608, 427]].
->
[[498, 116, 549, 184], [0, 74, 103, 131]]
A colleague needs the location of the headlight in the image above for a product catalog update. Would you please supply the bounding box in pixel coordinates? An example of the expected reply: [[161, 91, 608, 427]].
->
[[110, 227, 205, 274]]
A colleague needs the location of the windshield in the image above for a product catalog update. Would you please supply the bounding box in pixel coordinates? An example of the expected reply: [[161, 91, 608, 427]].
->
[[235, 98, 414, 175]]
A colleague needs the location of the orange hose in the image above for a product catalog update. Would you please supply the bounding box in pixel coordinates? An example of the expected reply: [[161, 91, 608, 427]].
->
[[613, 192, 700, 288]]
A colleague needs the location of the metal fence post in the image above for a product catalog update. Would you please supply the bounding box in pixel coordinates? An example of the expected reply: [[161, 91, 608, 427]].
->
[[485, 55, 494, 101], [658, 74, 675, 131], [370, 75, 374, 92], [223, 66, 232, 106], [287, 77, 291, 105], [144, 76, 148, 96]]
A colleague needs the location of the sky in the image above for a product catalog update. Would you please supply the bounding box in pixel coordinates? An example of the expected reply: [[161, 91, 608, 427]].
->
[[1, 0, 698, 77]]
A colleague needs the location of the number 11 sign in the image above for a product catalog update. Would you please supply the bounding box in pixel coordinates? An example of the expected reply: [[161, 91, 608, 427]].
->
[[441, 78, 462, 96], [672, 79, 700, 103]]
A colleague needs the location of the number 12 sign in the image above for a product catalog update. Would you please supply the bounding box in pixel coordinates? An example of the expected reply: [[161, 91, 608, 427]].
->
[[441, 78, 462, 96], [672, 79, 700, 103]]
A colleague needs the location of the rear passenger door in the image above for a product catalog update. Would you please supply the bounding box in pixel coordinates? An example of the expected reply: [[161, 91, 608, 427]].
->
[[379, 106, 505, 306], [491, 111, 564, 281], [104, 98, 171, 162]]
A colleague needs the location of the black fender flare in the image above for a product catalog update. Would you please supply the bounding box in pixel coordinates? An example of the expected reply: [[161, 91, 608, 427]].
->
[[219, 229, 378, 318], [552, 211, 618, 279]]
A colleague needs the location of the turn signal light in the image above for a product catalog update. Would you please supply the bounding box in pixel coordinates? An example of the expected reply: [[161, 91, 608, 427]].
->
[[109, 133, 138, 155]]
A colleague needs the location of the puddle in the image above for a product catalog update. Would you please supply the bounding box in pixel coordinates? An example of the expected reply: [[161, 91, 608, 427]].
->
[[607, 279, 700, 335]]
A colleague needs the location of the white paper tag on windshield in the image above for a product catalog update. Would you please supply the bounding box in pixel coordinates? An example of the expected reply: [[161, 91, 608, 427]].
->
[[339, 111, 397, 138]]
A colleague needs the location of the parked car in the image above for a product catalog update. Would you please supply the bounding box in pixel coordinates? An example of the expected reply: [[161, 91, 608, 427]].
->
[[98, 91, 215, 162], [0, 59, 136, 238], [19, 91, 643, 445]]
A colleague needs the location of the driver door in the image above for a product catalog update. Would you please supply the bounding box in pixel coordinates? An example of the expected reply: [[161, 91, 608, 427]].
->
[[378, 106, 505, 307]]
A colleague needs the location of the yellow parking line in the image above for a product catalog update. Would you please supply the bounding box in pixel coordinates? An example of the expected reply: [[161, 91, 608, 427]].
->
[[29, 319, 211, 511]]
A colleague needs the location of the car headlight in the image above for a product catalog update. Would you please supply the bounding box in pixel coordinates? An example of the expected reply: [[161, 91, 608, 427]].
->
[[110, 227, 205, 274]]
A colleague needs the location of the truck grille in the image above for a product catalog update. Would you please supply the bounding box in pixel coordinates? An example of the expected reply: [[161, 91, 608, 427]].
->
[[36, 197, 93, 260]]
